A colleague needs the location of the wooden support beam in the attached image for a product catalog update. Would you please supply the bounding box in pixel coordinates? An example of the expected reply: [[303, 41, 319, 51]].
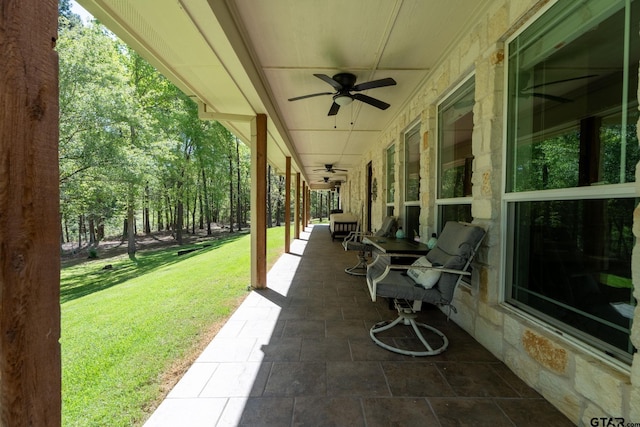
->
[[307, 188, 311, 226], [0, 1, 61, 424], [250, 114, 267, 289], [284, 157, 291, 253], [295, 173, 301, 239], [302, 181, 307, 231]]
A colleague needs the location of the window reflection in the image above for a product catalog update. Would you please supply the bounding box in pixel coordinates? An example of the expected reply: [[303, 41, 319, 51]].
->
[[509, 198, 636, 358], [507, 1, 640, 192], [506, 0, 638, 361], [386, 145, 395, 204], [439, 77, 475, 198], [404, 126, 420, 202]]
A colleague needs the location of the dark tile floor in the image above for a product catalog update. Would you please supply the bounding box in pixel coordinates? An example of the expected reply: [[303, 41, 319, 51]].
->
[[145, 224, 574, 426]]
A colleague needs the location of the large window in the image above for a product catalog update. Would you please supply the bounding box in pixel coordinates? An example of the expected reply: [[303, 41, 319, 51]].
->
[[505, 0, 639, 362], [404, 124, 421, 240], [437, 76, 475, 231]]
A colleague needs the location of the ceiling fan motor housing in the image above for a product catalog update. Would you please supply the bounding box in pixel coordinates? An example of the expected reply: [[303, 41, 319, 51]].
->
[[332, 73, 357, 89]]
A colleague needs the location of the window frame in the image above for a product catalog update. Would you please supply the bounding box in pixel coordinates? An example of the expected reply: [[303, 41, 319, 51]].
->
[[402, 122, 421, 240], [435, 74, 475, 232], [385, 143, 396, 208]]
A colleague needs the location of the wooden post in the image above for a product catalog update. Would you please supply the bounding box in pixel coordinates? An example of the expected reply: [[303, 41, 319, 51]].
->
[[302, 181, 307, 230], [284, 157, 291, 253], [307, 188, 312, 225], [295, 173, 301, 239], [0, 0, 61, 424], [250, 114, 267, 289]]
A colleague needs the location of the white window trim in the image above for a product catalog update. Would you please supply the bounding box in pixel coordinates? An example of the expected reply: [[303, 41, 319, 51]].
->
[[435, 73, 475, 228]]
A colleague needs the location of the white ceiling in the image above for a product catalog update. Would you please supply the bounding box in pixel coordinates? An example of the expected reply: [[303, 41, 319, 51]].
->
[[77, 0, 492, 188]]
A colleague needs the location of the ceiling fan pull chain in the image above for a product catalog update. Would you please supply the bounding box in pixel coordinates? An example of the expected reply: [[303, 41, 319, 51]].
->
[[350, 103, 354, 126]]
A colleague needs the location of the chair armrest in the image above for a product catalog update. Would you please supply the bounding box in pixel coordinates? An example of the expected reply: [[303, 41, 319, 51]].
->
[[369, 252, 471, 275], [341, 230, 371, 250], [384, 264, 471, 276], [366, 255, 471, 302]]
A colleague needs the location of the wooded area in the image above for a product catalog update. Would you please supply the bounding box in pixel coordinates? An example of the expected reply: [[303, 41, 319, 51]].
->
[[57, 3, 339, 256], [58, 5, 274, 255]]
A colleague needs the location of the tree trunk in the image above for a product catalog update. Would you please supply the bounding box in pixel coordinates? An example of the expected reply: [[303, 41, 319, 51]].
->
[[236, 137, 242, 231], [64, 214, 70, 243], [198, 189, 204, 230], [78, 215, 83, 249], [202, 168, 211, 235], [165, 190, 172, 231], [176, 200, 183, 244], [228, 155, 234, 233], [191, 186, 197, 234], [144, 183, 151, 234], [88, 216, 96, 245], [127, 189, 136, 256], [97, 219, 104, 241]]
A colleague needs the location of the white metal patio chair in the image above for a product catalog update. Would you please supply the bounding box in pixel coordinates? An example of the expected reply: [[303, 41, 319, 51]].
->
[[342, 216, 396, 276]]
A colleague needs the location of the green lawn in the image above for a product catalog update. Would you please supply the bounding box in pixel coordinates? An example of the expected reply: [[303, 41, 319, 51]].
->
[[61, 226, 286, 426]]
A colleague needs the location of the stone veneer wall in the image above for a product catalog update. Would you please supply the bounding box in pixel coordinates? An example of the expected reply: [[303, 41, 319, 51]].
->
[[354, 0, 640, 424]]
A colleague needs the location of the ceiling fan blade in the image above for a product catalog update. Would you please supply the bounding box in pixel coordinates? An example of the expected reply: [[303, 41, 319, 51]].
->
[[523, 74, 598, 91], [288, 92, 333, 101], [353, 77, 397, 91], [529, 92, 572, 103], [328, 102, 340, 116], [353, 93, 390, 110], [314, 73, 343, 91]]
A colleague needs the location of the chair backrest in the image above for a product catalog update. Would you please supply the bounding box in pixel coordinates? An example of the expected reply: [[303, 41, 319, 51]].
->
[[374, 216, 396, 237], [426, 221, 486, 302]]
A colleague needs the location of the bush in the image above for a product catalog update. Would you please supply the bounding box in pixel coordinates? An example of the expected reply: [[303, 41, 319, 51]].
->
[[87, 247, 98, 259]]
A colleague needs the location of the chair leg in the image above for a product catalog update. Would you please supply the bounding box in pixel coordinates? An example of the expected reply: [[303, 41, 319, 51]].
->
[[344, 251, 368, 276], [370, 300, 449, 356]]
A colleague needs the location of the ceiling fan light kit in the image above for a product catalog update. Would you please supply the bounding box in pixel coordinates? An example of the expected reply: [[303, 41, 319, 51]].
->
[[289, 72, 396, 116], [334, 94, 353, 106]]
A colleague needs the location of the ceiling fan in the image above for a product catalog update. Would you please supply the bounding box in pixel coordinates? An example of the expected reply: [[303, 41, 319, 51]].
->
[[288, 73, 396, 116], [313, 164, 347, 174], [519, 74, 597, 103]]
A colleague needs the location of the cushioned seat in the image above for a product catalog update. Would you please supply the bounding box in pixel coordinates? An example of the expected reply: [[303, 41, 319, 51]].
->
[[366, 221, 486, 356]]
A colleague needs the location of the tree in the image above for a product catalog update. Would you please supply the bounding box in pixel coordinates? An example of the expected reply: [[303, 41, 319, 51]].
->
[[57, 17, 253, 251]]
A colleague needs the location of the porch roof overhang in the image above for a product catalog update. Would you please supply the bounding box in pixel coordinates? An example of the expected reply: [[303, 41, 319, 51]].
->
[[77, 0, 492, 189]]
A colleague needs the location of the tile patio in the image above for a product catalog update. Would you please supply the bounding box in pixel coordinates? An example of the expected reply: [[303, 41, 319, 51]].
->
[[144, 224, 573, 426]]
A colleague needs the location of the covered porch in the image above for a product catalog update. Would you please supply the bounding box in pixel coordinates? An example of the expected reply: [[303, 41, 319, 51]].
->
[[144, 224, 571, 426], [3, 0, 638, 425]]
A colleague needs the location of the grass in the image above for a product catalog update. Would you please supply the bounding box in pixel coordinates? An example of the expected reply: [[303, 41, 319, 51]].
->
[[61, 226, 287, 426]]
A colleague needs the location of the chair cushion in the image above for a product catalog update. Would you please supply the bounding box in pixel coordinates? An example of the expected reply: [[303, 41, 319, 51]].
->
[[374, 216, 396, 237], [425, 222, 485, 302], [407, 257, 441, 289], [375, 270, 446, 305]]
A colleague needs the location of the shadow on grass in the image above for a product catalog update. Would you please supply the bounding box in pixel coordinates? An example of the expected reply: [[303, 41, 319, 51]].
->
[[60, 233, 245, 304]]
